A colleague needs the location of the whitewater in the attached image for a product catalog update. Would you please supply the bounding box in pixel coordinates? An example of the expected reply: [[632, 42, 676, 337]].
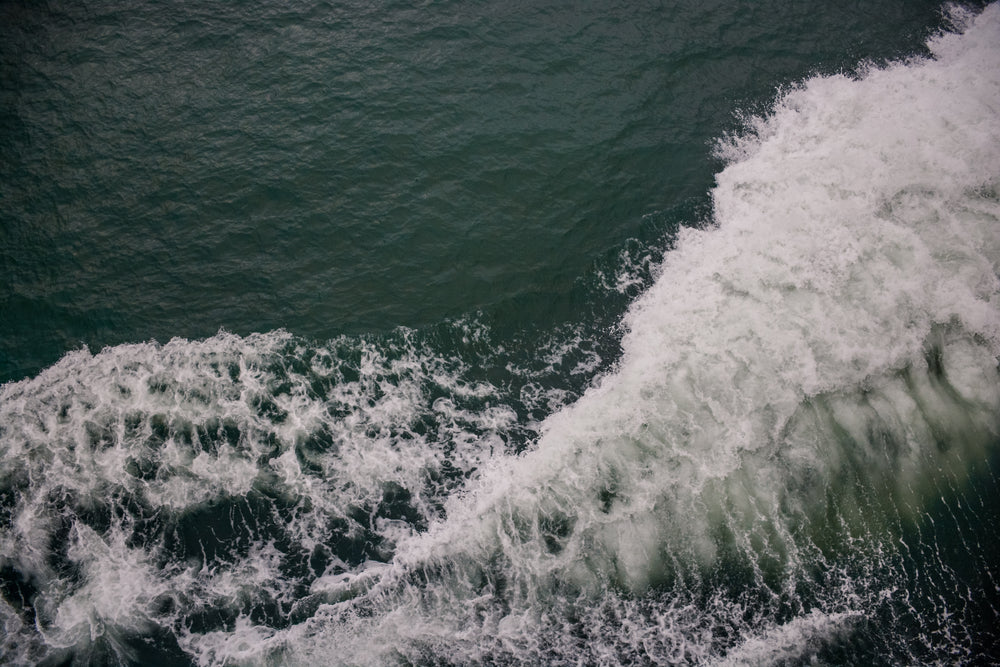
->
[[2, 3, 1000, 665]]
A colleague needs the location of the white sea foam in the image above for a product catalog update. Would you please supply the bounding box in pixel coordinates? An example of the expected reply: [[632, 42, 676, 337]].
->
[[0, 326, 542, 664], [0, 306, 602, 664]]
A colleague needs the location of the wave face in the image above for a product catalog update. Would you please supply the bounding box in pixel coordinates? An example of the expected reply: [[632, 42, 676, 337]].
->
[[3, 4, 1000, 666]]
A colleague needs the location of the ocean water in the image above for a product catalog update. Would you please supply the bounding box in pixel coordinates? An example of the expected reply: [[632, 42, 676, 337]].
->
[[1, 1, 999, 665]]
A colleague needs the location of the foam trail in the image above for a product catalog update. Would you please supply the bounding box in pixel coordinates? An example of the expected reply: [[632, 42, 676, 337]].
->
[[278, 5, 1000, 665], [0, 327, 539, 664]]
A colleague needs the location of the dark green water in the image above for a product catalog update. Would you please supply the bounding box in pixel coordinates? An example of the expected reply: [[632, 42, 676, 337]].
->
[[1, 0, 950, 383], [2, 2, 999, 666]]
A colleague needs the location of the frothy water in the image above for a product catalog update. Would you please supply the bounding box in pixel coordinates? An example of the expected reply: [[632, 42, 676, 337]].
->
[[3, 4, 1000, 665]]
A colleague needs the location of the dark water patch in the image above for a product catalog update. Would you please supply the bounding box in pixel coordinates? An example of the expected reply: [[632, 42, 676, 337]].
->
[[0, 0, 963, 383]]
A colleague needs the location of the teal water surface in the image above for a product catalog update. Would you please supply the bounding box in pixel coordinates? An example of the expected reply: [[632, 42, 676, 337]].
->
[[1, 0, 949, 382]]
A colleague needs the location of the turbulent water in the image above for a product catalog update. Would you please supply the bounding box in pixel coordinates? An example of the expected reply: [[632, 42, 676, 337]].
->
[[3, 2, 1000, 666]]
